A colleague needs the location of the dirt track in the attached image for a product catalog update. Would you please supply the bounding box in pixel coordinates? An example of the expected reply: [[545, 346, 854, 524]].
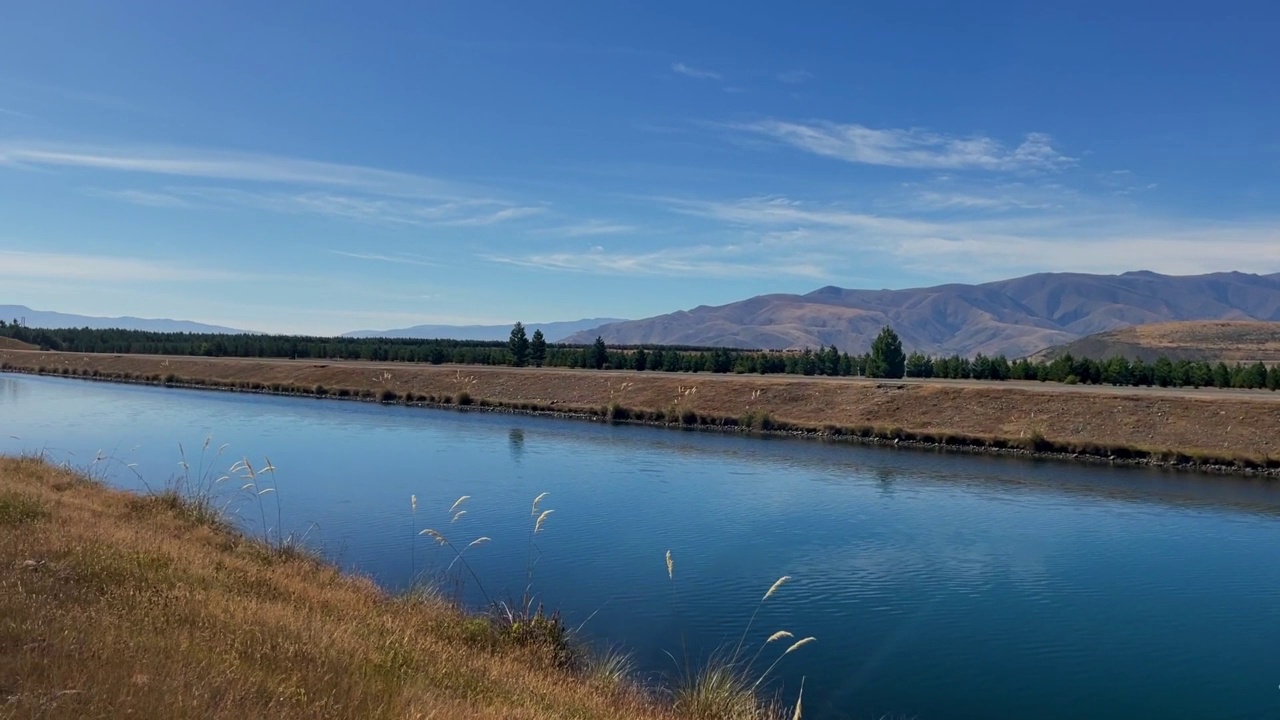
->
[[4, 349, 1279, 462]]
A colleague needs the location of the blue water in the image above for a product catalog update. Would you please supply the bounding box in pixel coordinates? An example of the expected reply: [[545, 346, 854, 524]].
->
[[3, 374, 1279, 720]]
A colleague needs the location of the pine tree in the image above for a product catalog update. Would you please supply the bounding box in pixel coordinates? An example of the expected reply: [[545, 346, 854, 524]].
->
[[592, 336, 608, 369], [905, 351, 931, 378], [1244, 361, 1269, 389], [508, 322, 530, 367], [529, 329, 547, 367], [867, 326, 906, 379]]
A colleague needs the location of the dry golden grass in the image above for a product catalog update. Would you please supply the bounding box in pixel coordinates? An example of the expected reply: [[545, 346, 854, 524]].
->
[[0, 338, 36, 351], [0, 455, 681, 720]]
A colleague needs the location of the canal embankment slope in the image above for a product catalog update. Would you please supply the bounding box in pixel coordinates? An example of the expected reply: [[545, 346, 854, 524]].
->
[[3, 349, 1279, 472], [0, 454, 682, 719]]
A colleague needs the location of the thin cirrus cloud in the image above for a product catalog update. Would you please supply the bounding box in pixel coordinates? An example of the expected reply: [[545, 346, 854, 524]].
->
[[776, 70, 812, 84], [728, 120, 1075, 172], [84, 188, 194, 208], [325, 250, 439, 267], [650, 194, 1280, 279], [0, 141, 469, 199], [671, 62, 722, 81], [486, 245, 830, 280], [123, 186, 539, 228], [0, 249, 249, 282], [539, 220, 637, 237], [0, 140, 545, 227]]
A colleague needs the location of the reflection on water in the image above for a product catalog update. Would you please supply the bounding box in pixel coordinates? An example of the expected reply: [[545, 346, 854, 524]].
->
[[508, 428, 525, 463], [2, 374, 1279, 720]]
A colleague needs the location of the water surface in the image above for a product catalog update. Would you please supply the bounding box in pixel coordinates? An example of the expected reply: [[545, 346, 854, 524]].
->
[[3, 374, 1279, 720]]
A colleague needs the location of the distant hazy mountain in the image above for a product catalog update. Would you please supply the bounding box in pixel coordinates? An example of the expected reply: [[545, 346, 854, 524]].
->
[[564, 271, 1280, 358], [0, 305, 252, 334], [343, 318, 626, 343]]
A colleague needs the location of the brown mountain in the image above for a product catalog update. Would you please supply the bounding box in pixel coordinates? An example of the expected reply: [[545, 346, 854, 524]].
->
[[1032, 321, 1280, 364], [566, 271, 1280, 357]]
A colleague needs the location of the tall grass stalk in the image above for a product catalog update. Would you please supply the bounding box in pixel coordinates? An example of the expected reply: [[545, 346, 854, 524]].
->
[[665, 553, 812, 719], [419, 494, 492, 604]]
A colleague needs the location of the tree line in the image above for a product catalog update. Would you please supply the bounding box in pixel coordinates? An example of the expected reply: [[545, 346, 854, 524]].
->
[[2, 321, 1277, 390]]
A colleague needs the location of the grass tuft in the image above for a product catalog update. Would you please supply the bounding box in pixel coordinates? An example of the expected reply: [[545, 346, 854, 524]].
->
[[0, 490, 48, 526]]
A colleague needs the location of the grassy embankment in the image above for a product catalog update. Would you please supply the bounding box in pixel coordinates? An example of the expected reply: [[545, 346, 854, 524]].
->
[[3, 350, 1280, 472], [0, 455, 808, 719]]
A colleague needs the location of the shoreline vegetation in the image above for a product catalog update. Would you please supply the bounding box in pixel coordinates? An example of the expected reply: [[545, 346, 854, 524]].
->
[[0, 455, 809, 719], [3, 351, 1279, 475]]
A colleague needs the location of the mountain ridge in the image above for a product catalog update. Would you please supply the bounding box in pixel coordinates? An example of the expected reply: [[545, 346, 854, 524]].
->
[[0, 305, 253, 334], [343, 318, 625, 343], [566, 271, 1280, 357], [1032, 321, 1280, 364]]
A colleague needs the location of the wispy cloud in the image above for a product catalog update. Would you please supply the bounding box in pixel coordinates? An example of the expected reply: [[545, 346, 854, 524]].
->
[[908, 189, 1056, 211], [326, 250, 438, 267], [487, 245, 830, 280], [776, 70, 812, 84], [0, 141, 466, 199], [671, 62, 722, 81], [0, 249, 246, 282], [728, 120, 1075, 172], [650, 194, 1280, 279], [85, 188, 192, 208], [0, 106, 32, 118], [0, 141, 557, 228], [539, 220, 637, 237], [438, 206, 545, 226], [665, 195, 937, 235], [155, 186, 539, 228]]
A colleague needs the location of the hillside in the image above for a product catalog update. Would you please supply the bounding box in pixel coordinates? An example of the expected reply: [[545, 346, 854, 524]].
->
[[344, 317, 625, 342], [0, 337, 37, 351], [566, 271, 1280, 357], [0, 305, 251, 334], [1034, 321, 1280, 364]]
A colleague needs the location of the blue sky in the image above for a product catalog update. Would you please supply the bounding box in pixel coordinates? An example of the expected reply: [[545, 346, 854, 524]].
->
[[1, 1, 1277, 334]]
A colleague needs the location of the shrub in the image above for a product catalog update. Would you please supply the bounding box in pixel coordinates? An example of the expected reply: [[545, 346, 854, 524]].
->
[[608, 402, 631, 421], [491, 603, 575, 669], [380, 388, 398, 402], [680, 408, 698, 426], [457, 391, 473, 406], [313, 384, 329, 396]]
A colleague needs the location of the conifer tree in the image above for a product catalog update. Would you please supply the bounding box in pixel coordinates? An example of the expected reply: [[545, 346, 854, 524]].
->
[[867, 326, 906, 379], [529, 329, 547, 367], [508, 322, 530, 367]]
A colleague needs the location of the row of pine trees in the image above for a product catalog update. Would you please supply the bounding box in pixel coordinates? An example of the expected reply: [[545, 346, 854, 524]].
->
[[4, 321, 1278, 390]]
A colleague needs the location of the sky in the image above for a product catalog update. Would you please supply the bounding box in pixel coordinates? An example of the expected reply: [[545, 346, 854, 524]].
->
[[1, 1, 1278, 334]]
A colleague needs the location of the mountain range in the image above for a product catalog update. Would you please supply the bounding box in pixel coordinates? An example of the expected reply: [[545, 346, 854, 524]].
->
[[12, 271, 1280, 358], [0, 305, 252, 334], [564, 271, 1280, 358], [343, 318, 625, 343]]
